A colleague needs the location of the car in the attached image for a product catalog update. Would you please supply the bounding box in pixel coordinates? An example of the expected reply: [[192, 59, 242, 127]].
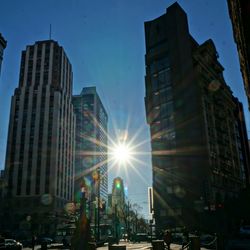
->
[[36, 237, 53, 245], [0, 236, 5, 249], [121, 233, 128, 241], [240, 225, 250, 237], [133, 233, 149, 243], [200, 234, 216, 248], [227, 238, 250, 250], [19, 239, 32, 248], [4, 239, 22, 250]]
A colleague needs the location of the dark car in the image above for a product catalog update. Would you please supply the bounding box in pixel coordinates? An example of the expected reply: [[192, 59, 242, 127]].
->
[[133, 233, 149, 243], [200, 234, 216, 248], [19, 239, 32, 248], [4, 239, 22, 250], [37, 237, 53, 245], [240, 225, 250, 238], [0, 236, 5, 249]]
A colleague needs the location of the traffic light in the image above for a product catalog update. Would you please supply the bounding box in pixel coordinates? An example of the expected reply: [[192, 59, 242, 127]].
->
[[115, 180, 121, 189]]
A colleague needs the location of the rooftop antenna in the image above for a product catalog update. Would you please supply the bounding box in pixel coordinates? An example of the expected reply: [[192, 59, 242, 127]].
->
[[49, 24, 52, 40]]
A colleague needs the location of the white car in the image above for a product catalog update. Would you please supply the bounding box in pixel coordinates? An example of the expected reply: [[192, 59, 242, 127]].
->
[[5, 239, 23, 250]]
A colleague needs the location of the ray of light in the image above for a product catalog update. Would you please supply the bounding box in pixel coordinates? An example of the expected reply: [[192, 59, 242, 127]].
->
[[74, 157, 111, 181], [125, 159, 149, 186]]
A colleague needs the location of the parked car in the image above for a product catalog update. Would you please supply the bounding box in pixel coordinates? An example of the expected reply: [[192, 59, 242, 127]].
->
[[19, 239, 32, 248], [200, 234, 216, 248], [4, 239, 22, 250], [121, 233, 128, 241], [240, 225, 250, 237], [132, 233, 149, 242], [36, 237, 53, 245], [0, 236, 5, 249]]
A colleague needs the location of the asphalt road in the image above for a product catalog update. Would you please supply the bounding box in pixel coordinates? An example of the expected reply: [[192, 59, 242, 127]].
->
[[97, 241, 214, 250], [22, 241, 213, 250], [97, 242, 189, 250], [22, 238, 250, 250]]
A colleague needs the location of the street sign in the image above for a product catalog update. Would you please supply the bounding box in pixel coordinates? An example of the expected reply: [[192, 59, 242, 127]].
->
[[148, 187, 154, 215]]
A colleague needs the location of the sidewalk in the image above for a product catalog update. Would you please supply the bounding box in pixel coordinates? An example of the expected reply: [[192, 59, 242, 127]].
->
[[23, 243, 69, 250]]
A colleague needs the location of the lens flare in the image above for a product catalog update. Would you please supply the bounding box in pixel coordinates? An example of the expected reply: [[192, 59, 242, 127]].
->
[[111, 143, 132, 164]]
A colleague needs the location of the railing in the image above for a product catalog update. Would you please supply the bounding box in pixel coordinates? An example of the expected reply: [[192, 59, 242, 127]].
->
[[181, 235, 218, 250]]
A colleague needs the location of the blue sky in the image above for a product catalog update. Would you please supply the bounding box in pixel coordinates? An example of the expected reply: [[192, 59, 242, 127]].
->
[[0, 0, 249, 219]]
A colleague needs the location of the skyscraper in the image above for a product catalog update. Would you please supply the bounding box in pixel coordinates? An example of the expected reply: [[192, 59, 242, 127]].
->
[[72, 87, 108, 206], [0, 33, 7, 75], [144, 3, 250, 232], [111, 177, 125, 237], [111, 177, 125, 212], [4, 40, 75, 230]]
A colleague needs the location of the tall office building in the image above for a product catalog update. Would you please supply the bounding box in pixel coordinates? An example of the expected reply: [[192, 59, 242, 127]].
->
[[144, 3, 250, 232], [72, 87, 108, 206], [0, 33, 7, 75], [111, 177, 125, 213], [227, 0, 250, 109], [0, 170, 5, 199], [4, 40, 75, 228]]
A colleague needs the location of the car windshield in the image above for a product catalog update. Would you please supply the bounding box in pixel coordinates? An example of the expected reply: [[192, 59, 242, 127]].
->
[[5, 240, 15, 243]]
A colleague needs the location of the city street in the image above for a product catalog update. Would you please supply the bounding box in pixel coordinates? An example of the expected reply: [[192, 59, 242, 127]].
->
[[22, 241, 212, 250], [97, 241, 211, 250], [98, 242, 179, 250], [1, 1, 250, 250], [21, 238, 250, 250]]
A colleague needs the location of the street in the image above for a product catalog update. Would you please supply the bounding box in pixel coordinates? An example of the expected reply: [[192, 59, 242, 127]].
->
[[21, 238, 250, 250], [22, 241, 212, 250], [23, 243, 68, 250], [97, 241, 211, 250]]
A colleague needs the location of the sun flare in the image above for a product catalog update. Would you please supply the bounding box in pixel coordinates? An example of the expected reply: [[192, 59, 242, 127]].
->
[[111, 143, 132, 164]]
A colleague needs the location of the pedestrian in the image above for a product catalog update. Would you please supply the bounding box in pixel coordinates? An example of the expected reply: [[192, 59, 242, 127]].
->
[[163, 230, 172, 250], [31, 235, 36, 250], [182, 227, 189, 249]]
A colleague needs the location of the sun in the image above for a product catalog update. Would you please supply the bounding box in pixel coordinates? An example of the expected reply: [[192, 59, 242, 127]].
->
[[111, 143, 132, 164]]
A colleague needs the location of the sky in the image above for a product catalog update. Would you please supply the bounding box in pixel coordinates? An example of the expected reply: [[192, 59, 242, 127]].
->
[[0, 0, 249, 219]]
